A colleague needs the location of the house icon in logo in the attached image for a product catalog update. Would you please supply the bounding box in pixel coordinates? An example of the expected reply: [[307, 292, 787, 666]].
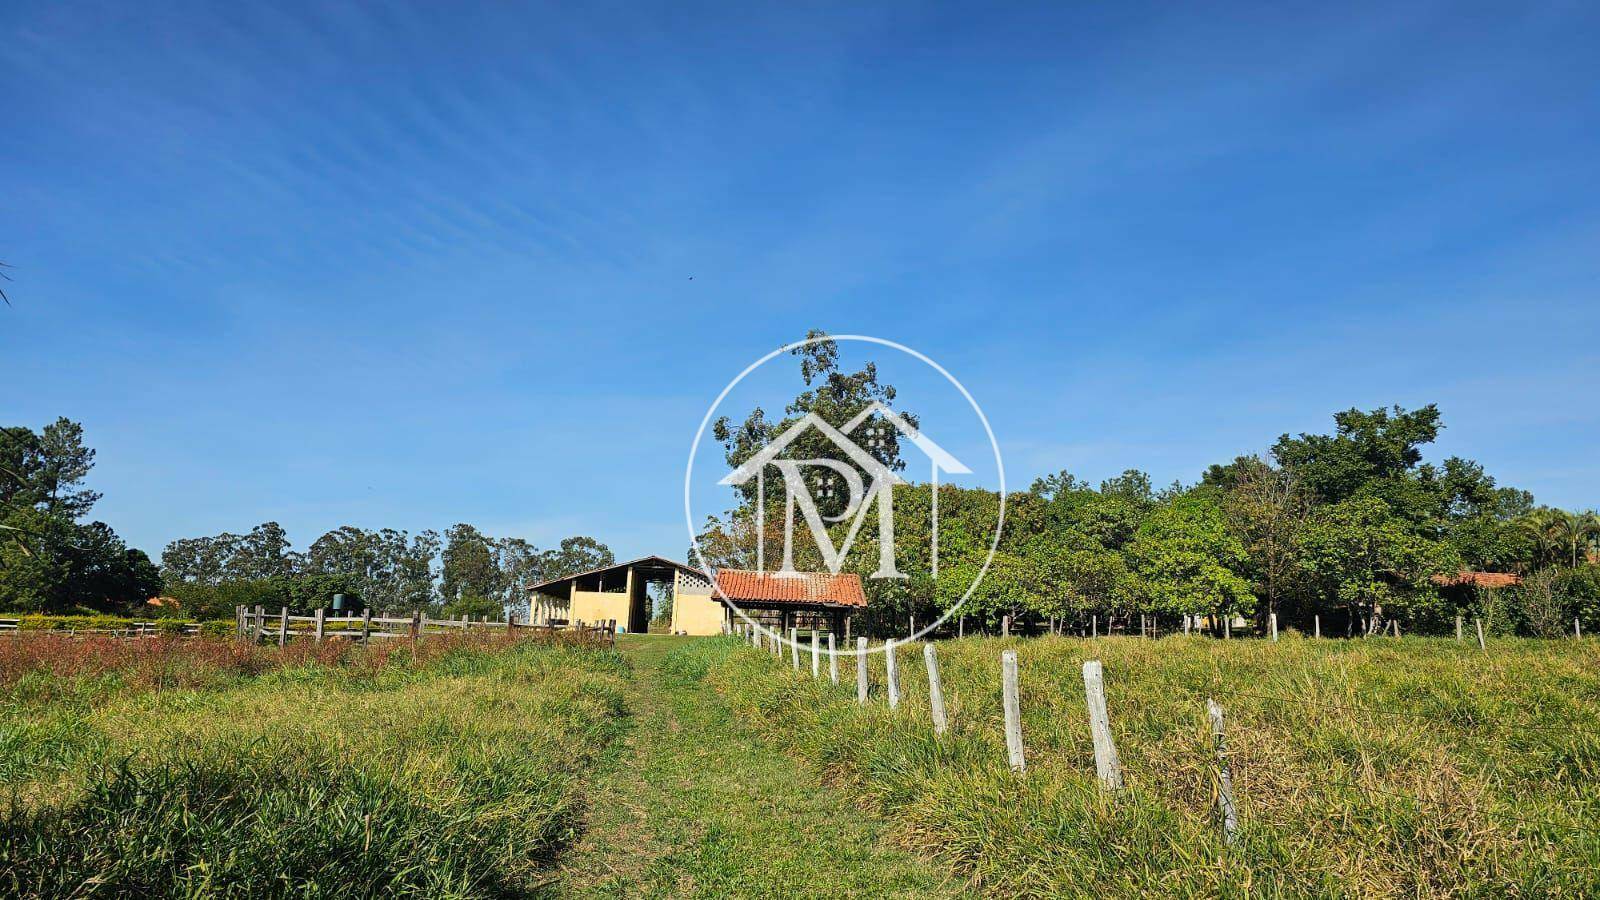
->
[[720, 401, 970, 579]]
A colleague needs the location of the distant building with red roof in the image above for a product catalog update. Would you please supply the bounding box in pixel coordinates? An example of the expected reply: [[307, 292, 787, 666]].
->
[[1431, 571, 1522, 590], [713, 568, 866, 638]]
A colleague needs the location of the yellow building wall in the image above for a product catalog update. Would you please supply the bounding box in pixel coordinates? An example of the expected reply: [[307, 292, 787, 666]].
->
[[670, 572, 724, 636], [569, 568, 632, 631]]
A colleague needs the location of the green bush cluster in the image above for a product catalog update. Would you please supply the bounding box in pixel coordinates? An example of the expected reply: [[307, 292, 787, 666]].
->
[[1478, 566, 1600, 636]]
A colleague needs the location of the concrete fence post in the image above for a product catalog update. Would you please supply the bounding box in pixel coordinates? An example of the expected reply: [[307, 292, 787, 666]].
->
[[925, 643, 948, 735], [811, 629, 820, 678], [856, 637, 869, 703], [1002, 649, 1024, 772], [1207, 699, 1239, 846], [885, 640, 900, 710], [1082, 660, 1122, 790], [828, 633, 839, 684]]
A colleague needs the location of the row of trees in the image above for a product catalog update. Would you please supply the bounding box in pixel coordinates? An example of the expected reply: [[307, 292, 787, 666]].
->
[[696, 335, 1599, 637], [0, 417, 614, 618], [160, 524, 613, 620]]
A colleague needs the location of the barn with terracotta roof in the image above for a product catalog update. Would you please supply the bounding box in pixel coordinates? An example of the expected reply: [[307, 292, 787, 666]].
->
[[525, 556, 868, 637], [712, 568, 867, 638]]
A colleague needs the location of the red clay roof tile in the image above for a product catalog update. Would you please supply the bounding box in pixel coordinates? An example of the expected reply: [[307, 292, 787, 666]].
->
[[713, 569, 868, 607], [1431, 571, 1522, 589]]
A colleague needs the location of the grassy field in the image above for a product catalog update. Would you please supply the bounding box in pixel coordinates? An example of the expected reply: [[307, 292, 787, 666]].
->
[[6, 630, 1595, 898], [690, 633, 1600, 898], [0, 632, 629, 898]]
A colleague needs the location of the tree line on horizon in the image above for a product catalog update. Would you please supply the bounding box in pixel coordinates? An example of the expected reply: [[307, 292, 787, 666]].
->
[[696, 335, 1600, 638], [157, 524, 615, 621], [7, 346, 1599, 635], [1, 416, 613, 619]]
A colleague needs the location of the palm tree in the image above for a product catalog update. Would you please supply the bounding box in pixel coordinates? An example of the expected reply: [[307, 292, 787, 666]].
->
[[1569, 510, 1600, 568], [1516, 508, 1565, 570], [1518, 508, 1600, 570]]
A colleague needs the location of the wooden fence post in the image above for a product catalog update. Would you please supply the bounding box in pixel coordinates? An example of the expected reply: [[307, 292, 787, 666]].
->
[[1002, 615, 1011, 638], [1475, 617, 1487, 651], [253, 605, 264, 641], [1002, 649, 1024, 772], [314, 607, 326, 643], [925, 643, 948, 735], [235, 605, 244, 638], [1207, 699, 1239, 846], [411, 611, 421, 640], [885, 640, 901, 709], [856, 637, 869, 703], [811, 629, 820, 678], [1269, 613, 1278, 642], [361, 609, 372, 643], [1082, 660, 1122, 790], [278, 607, 289, 648], [828, 633, 839, 684]]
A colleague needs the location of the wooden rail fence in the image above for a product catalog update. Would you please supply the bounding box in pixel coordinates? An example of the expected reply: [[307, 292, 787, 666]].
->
[[0, 618, 201, 638], [234, 606, 616, 646]]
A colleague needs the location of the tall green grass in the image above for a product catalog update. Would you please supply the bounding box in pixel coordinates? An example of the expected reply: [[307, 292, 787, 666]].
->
[[685, 634, 1600, 898], [0, 636, 629, 898]]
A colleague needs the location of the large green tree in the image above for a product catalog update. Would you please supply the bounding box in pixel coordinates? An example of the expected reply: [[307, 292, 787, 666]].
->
[[1295, 497, 1456, 631], [1126, 493, 1254, 622], [1, 419, 159, 612], [713, 330, 913, 521], [440, 523, 503, 603]]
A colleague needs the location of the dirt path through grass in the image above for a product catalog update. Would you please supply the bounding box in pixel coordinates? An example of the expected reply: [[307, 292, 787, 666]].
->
[[553, 635, 963, 899]]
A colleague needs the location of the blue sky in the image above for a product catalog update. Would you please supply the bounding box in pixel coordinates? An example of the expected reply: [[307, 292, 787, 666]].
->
[[3, 1, 1598, 562]]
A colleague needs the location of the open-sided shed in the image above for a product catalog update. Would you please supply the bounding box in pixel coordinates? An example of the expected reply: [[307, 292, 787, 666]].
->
[[526, 556, 717, 635]]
